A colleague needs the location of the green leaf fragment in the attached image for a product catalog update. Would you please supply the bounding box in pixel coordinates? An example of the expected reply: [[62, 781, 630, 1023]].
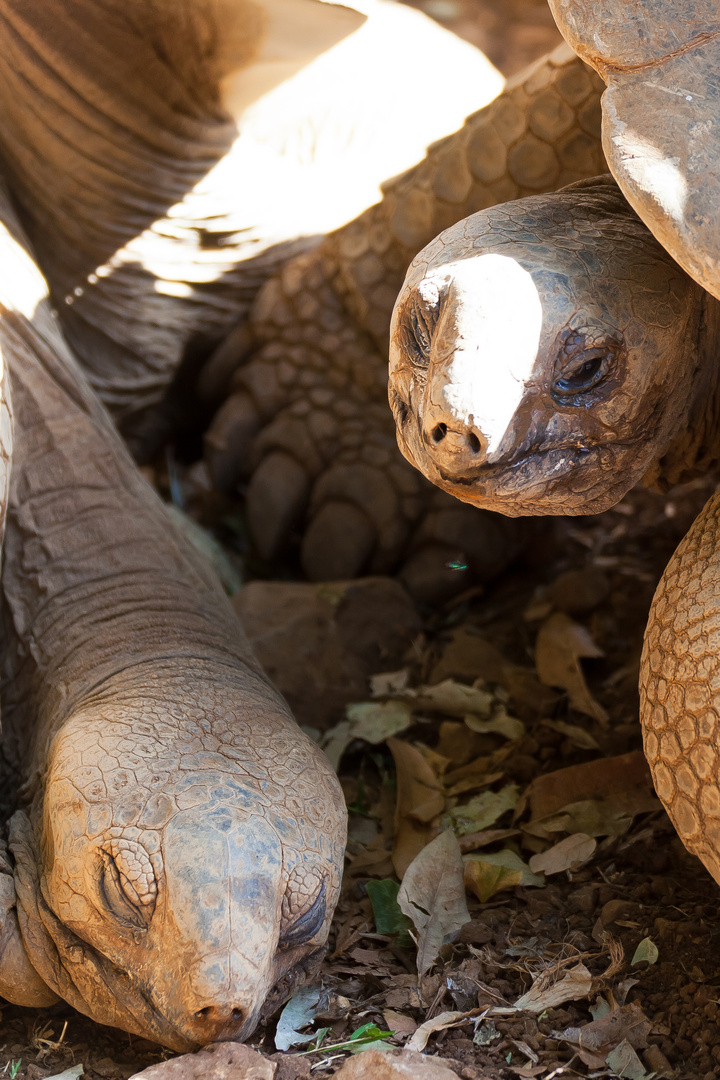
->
[[473, 1020, 501, 1046], [464, 848, 544, 902], [589, 995, 612, 1020], [631, 937, 659, 966], [605, 1038, 654, 1078], [365, 879, 414, 946], [449, 783, 519, 836]]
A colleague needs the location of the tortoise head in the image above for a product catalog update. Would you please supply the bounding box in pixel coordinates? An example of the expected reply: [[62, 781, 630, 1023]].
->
[[389, 179, 707, 516], [14, 672, 345, 1051]]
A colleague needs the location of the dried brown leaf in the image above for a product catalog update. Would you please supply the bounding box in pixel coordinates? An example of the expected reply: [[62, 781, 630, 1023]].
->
[[513, 962, 593, 1013], [405, 1009, 478, 1053], [388, 738, 444, 878], [398, 830, 470, 976], [559, 1002, 652, 1068], [529, 833, 597, 875], [535, 612, 608, 723], [411, 679, 494, 717], [528, 751, 655, 821]]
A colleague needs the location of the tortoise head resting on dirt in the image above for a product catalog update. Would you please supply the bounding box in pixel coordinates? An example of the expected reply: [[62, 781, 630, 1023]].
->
[[0, 188, 346, 1051], [390, 177, 720, 517], [13, 669, 340, 1049]]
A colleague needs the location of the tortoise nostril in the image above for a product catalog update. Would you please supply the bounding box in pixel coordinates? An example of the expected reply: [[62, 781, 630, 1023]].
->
[[467, 433, 481, 454], [432, 423, 447, 443], [194, 1004, 244, 1024]]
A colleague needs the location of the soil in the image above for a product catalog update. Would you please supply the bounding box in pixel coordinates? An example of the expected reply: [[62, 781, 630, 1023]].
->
[[2, 5, 717, 1080]]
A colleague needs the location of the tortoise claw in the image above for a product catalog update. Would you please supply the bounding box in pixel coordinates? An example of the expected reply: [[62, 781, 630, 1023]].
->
[[301, 500, 377, 581], [246, 451, 310, 560], [204, 391, 262, 491]]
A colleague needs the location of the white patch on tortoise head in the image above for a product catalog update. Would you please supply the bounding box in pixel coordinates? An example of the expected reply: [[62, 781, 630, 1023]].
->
[[428, 252, 542, 459]]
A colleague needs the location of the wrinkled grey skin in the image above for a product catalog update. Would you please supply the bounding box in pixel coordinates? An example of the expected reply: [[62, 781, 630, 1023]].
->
[[390, 178, 720, 516], [0, 190, 346, 1052]]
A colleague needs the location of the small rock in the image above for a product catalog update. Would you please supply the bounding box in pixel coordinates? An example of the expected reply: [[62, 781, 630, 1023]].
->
[[267, 1055, 312, 1080], [334, 1050, 459, 1079], [128, 1043, 274, 1080], [235, 578, 420, 728]]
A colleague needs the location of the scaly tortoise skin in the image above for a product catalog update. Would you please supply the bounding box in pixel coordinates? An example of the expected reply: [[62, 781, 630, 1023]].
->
[[0, 184, 346, 1050], [0, 0, 607, 593], [390, 1, 720, 886]]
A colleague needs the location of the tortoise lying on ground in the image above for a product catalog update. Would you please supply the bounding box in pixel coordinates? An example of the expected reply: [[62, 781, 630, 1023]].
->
[[0, 0, 607, 595], [389, 1, 720, 885], [0, 185, 346, 1051]]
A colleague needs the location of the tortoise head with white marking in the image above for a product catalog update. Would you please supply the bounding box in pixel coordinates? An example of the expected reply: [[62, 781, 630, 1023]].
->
[[390, 179, 714, 517]]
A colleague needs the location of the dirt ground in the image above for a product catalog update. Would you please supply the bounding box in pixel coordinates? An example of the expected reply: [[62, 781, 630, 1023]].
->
[[2, 4, 718, 1080]]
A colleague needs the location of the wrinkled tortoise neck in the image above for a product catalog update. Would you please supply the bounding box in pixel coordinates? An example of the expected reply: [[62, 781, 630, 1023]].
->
[[649, 289, 720, 492], [0, 307, 275, 772]]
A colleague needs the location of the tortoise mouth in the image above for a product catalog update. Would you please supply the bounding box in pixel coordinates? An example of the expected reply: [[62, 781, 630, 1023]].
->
[[432, 441, 601, 488], [422, 438, 640, 516]]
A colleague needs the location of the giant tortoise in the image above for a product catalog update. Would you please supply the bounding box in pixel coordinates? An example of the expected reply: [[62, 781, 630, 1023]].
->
[[0, 0, 611, 596], [0, 185, 346, 1051], [389, 1, 720, 887]]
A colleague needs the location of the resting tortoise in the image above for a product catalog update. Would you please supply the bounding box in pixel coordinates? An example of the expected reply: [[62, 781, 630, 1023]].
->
[[389, 1, 720, 885], [0, 0, 609, 596], [0, 185, 346, 1050]]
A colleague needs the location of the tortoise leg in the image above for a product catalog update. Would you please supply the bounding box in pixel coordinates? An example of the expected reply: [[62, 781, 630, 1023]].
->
[[640, 487, 720, 884], [202, 47, 604, 581], [204, 264, 527, 593]]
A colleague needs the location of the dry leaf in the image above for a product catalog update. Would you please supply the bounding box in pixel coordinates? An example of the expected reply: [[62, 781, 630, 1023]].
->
[[605, 1040, 649, 1079], [382, 1009, 417, 1038], [430, 627, 507, 683], [528, 752, 655, 821], [526, 799, 640, 840], [322, 701, 414, 770], [370, 669, 410, 696], [388, 738, 444, 878], [535, 612, 608, 723], [513, 962, 593, 1012], [447, 783, 519, 836], [464, 850, 543, 902], [443, 755, 494, 794], [559, 1002, 652, 1069], [541, 719, 600, 751], [346, 701, 414, 744], [345, 834, 394, 879], [529, 834, 597, 875], [430, 630, 555, 717], [458, 827, 521, 854], [405, 1009, 477, 1053], [464, 707, 524, 741], [465, 859, 522, 903], [275, 985, 327, 1050], [398, 830, 470, 976], [411, 679, 494, 717]]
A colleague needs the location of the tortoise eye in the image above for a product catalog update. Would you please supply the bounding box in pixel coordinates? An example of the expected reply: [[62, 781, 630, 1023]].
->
[[400, 292, 439, 368], [552, 344, 616, 399], [99, 840, 156, 929], [279, 867, 327, 949]]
